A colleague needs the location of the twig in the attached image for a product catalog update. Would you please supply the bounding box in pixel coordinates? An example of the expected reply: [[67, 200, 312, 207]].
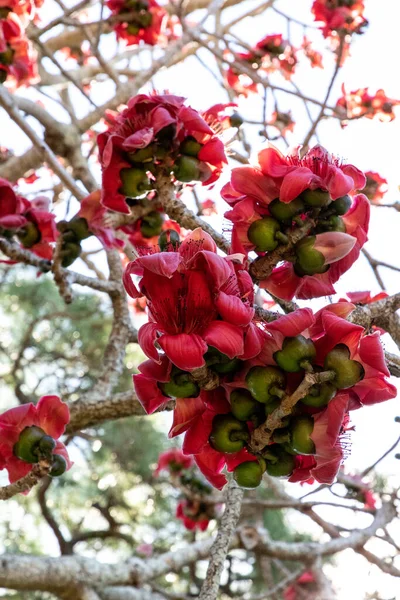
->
[[0, 460, 51, 500]]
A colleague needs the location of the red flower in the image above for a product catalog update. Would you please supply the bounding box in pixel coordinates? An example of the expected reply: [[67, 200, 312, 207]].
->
[[363, 171, 388, 203], [345, 290, 388, 305], [125, 229, 257, 371], [98, 93, 227, 214], [155, 448, 193, 475], [337, 86, 400, 124], [106, 0, 167, 47], [225, 65, 258, 98], [0, 14, 37, 87], [260, 194, 370, 300], [268, 111, 296, 137], [312, 0, 367, 38], [0, 177, 27, 229], [176, 499, 210, 531], [0, 396, 72, 485], [301, 37, 323, 68], [77, 190, 124, 249]]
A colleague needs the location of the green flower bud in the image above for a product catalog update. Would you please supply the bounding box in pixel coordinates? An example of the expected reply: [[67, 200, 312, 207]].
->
[[137, 11, 152, 27], [158, 229, 180, 251], [206, 346, 242, 374], [140, 211, 163, 238], [49, 454, 67, 477], [247, 217, 281, 252], [290, 415, 316, 455], [60, 241, 82, 267], [332, 194, 352, 215], [324, 344, 365, 389], [68, 217, 91, 241], [274, 335, 316, 373], [269, 197, 305, 223], [209, 414, 248, 453], [173, 156, 202, 182], [302, 382, 337, 408], [159, 368, 199, 398], [17, 222, 41, 248], [13, 426, 55, 464], [179, 136, 203, 158], [264, 446, 295, 477], [233, 460, 263, 488], [120, 167, 153, 198], [0, 69, 7, 84], [229, 112, 243, 128], [246, 366, 286, 404], [294, 236, 327, 276], [126, 23, 140, 35], [0, 46, 14, 66], [230, 389, 261, 421], [301, 188, 331, 207], [128, 145, 155, 164]]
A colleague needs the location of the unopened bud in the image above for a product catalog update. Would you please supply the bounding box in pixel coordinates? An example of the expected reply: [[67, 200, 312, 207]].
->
[[313, 232, 356, 265]]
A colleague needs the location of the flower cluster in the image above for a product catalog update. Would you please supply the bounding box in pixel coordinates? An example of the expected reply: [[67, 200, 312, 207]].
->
[[223, 144, 369, 300], [98, 93, 228, 214], [0, 178, 58, 259], [225, 34, 298, 97], [0, 1, 38, 86], [127, 223, 395, 490], [336, 86, 400, 124], [0, 395, 72, 485], [106, 0, 167, 47], [155, 448, 221, 531], [312, 0, 368, 38]]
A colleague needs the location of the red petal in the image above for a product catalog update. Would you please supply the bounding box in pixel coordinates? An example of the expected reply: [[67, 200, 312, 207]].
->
[[158, 333, 207, 370], [54, 441, 73, 471], [136, 252, 181, 277], [260, 263, 301, 301], [138, 356, 172, 382], [203, 321, 244, 359], [194, 447, 227, 489], [198, 138, 227, 166], [35, 396, 70, 439], [0, 403, 36, 431], [138, 322, 160, 362], [231, 167, 279, 205], [6, 456, 32, 485], [215, 292, 254, 326], [133, 374, 170, 414], [169, 396, 205, 437], [279, 167, 314, 203]]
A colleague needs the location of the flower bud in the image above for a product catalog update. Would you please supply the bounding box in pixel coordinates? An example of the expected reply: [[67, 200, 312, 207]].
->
[[50, 454, 68, 477], [230, 389, 261, 422], [273, 336, 316, 373], [60, 241, 82, 267], [302, 382, 337, 408], [229, 112, 243, 128], [269, 197, 305, 223], [234, 460, 264, 488], [333, 194, 352, 215], [206, 346, 241, 374], [128, 145, 154, 164], [264, 446, 295, 477], [0, 69, 7, 84], [173, 156, 202, 182], [17, 222, 41, 248], [180, 136, 203, 158], [67, 217, 91, 241], [120, 167, 153, 197], [209, 414, 248, 453], [246, 366, 286, 404], [13, 426, 56, 464], [158, 229, 180, 251], [301, 188, 331, 207], [140, 211, 163, 238], [290, 415, 316, 455], [159, 368, 199, 399], [324, 344, 365, 389], [0, 46, 14, 66], [247, 217, 282, 252]]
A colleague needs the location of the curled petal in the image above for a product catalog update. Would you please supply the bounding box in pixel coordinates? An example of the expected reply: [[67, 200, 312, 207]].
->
[[169, 396, 205, 438], [133, 374, 170, 414], [314, 232, 356, 265], [35, 395, 70, 439], [203, 321, 244, 359], [158, 333, 207, 370], [138, 322, 160, 362]]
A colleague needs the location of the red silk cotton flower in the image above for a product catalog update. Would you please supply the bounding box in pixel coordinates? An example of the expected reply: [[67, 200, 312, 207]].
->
[[336, 86, 400, 124], [0, 179, 58, 259], [98, 93, 227, 214], [312, 0, 367, 38], [0, 395, 72, 485], [362, 171, 389, 204], [176, 499, 211, 532], [155, 448, 193, 476], [222, 145, 369, 300], [125, 228, 262, 372], [106, 0, 167, 47]]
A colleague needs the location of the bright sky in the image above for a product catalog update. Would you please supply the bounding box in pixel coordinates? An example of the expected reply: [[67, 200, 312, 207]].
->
[[2, 0, 400, 598]]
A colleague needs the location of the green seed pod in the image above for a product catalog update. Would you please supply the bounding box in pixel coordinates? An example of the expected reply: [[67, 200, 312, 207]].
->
[[301, 188, 331, 207], [173, 156, 202, 182], [159, 368, 199, 399], [247, 217, 281, 252], [265, 446, 295, 477], [140, 211, 163, 238], [302, 382, 337, 408], [332, 194, 352, 215], [50, 454, 68, 477], [13, 426, 53, 464], [209, 414, 248, 453], [274, 335, 316, 373], [179, 136, 203, 158], [68, 217, 91, 241], [229, 112, 243, 128], [290, 415, 316, 455], [158, 229, 180, 251], [17, 222, 41, 248], [294, 236, 327, 276], [0, 46, 14, 66], [120, 167, 153, 197], [246, 366, 286, 404], [60, 241, 82, 267], [324, 344, 365, 389], [230, 389, 261, 421], [233, 460, 263, 488], [269, 197, 305, 223], [128, 145, 155, 164]]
